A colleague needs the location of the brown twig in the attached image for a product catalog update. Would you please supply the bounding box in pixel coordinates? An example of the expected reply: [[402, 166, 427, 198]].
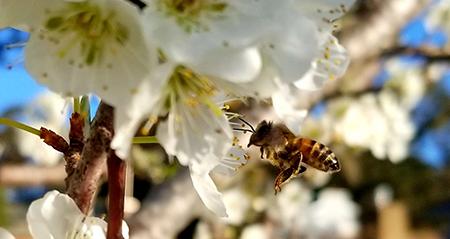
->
[[39, 127, 69, 153], [107, 151, 126, 239], [66, 102, 115, 214], [64, 113, 86, 188]]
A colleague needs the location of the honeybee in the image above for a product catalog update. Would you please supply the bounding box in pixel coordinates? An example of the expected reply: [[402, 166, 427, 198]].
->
[[244, 120, 340, 193]]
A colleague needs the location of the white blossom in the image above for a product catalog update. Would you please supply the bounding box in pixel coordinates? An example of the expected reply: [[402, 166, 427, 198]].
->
[[374, 184, 394, 210], [240, 224, 269, 239], [426, 0, 450, 35], [193, 222, 212, 239], [0, 228, 15, 239], [273, 182, 312, 230], [305, 188, 360, 239], [111, 65, 248, 217], [221, 188, 251, 225], [26, 190, 129, 239], [384, 59, 426, 109], [333, 91, 415, 163], [1, 0, 154, 110]]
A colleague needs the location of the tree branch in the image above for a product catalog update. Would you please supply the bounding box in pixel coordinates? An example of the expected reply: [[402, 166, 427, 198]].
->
[[341, 0, 431, 60], [66, 102, 114, 214], [129, 170, 203, 239], [107, 151, 126, 239], [0, 164, 65, 187]]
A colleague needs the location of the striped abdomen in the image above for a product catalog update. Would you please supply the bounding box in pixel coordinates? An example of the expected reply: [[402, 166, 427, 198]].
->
[[294, 138, 340, 173]]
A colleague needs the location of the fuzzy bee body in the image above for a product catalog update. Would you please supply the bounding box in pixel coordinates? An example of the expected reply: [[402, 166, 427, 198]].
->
[[247, 120, 340, 193], [293, 138, 340, 173]]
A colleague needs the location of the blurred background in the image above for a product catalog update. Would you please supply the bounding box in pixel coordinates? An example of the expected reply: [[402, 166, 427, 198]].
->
[[0, 0, 449, 238]]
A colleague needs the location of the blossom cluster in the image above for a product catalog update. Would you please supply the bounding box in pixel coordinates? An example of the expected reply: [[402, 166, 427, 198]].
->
[[1, 0, 354, 219], [300, 59, 425, 163], [219, 182, 360, 239], [426, 0, 450, 35]]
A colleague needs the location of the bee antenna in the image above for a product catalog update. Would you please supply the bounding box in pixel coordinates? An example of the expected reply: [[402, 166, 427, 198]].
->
[[232, 128, 254, 134], [238, 117, 256, 132]]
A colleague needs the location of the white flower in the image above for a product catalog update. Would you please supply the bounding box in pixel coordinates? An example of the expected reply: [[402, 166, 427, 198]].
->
[[374, 184, 394, 210], [273, 182, 312, 230], [2, 0, 154, 109], [294, 34, 350, 91], [384, 59, 426, 109], [240, 224, 268, 239], [334, 95, 387, 151], [271, 1, 353, 133], [0, 228, 15, 239], [26, 190, 129, 239], [426, 0, 450, 34], [193, 222, 212, 239], [144, 0, 353, 88], [111, 65, 247, 217], [305, 188, 360, 239], [377, 91, 415, 162], [221, 188, 251, 225], [333, 91, 415, 163], [15, 92, 68, 166]]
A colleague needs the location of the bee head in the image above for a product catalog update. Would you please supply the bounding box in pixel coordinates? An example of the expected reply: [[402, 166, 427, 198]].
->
[[247, 120, 273, 147]]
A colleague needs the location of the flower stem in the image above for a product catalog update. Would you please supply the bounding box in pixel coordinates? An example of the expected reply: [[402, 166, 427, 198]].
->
[[132, 136, 158, 144], [107, 151, 126, 239], [73, 97, 81, 113], [0, 118, 40, 136]]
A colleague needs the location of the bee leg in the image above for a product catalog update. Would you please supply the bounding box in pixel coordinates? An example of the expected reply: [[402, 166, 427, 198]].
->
[[293, 153, 307, 175], [274, 167, 294, 194], [260, 146, 265, 159]]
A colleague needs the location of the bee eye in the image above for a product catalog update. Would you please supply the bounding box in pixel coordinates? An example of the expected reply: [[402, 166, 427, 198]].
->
[[257, 123, 270, 136]]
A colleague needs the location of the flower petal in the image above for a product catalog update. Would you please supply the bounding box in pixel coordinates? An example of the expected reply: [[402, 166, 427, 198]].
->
[[272, 84, 309, 135], [111, 63, 175, 159], [26, 190, 129, 239], [66, 216, 107, 239], [295, 0, 356, 28], [262, 13, 319, 83], [295, 34, 349, 90], [156, 98, 233, 216], [190, 167, 228, 217], [0, 228, 15, 239], [156, 102, 233, 169], [189, 47, 262, 83], [0, 0, 50, 31], [26, 190, 82, 239]]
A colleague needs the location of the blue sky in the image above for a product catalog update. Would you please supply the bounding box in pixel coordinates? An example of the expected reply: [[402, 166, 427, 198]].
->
[[0, 28, 45, 114]]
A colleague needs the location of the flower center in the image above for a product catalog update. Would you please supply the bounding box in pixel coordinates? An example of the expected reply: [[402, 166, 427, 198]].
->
[[42, 2, 129, 66], [163, 66, 222, 115], [158, 0, 228, 32]]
